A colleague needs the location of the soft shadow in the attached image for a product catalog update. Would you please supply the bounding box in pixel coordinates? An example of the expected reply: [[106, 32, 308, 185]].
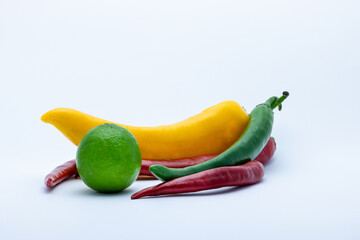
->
[[136, 176, 157, 181], [43, 186, 54, 193], [43, 176, 80, 193], [75, 187, 132, 197], [263, 156, 277, 167]]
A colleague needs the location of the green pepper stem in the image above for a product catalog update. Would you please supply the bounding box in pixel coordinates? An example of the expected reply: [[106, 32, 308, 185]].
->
[[271, 91, 289, 110]]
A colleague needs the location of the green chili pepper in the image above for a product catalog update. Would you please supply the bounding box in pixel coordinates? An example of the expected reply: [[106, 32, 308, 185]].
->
[[149, 91, 289, 182]]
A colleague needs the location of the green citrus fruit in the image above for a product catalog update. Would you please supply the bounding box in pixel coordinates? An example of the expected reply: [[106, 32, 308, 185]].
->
[[76, 123, 141, 193]]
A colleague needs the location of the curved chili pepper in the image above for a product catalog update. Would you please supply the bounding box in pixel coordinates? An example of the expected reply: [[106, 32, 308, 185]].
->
[[44, 160, 157, 188], [131, 138, 276, 199], [44, 160, 78, 188], [131, 161, 265, 199], [44, 138, 276, 188], [41, 101, 250, 160], [149, 92, 288, 182], [141, 137, 275, 175]]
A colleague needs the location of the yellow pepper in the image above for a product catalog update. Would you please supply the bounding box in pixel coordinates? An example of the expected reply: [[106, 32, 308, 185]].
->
[[41, 101, 249, 160]]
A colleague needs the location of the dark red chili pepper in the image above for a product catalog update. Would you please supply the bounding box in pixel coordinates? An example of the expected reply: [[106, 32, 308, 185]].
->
[[44, 159, 78, 188], [131, 161, 265, 199], [131, 138, 276, 199], [44, 155, 220, 188], [44, 160, 156, 188], [44, 138, 275, 188]]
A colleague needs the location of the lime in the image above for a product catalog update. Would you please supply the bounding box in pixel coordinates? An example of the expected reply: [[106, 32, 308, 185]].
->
[[76, 123, 141, 193]]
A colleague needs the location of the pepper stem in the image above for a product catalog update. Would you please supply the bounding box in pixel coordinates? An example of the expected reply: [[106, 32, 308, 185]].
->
[[271, 91, 289, 110]]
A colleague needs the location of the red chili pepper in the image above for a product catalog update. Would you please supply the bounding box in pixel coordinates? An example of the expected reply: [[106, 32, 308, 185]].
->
[[44, 160, 156, 188], [131, 138, 276, 199], [44, 138, 275, 188], [44, 160, 78, 188], [131, 161, 265, 199], [44, 155, 219, 188]]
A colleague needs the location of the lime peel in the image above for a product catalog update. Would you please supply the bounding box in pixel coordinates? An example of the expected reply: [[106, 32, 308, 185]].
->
[[76, 123, 141, 193]]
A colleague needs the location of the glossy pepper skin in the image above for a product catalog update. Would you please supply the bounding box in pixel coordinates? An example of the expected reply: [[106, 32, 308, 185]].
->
[[150, 92, 288, 181], [41, 101, 249, 160], [44, 138, 276, 188], [44, 160, 78, 188], [132, 161, 265, 199], [140, 137, 275, 175]]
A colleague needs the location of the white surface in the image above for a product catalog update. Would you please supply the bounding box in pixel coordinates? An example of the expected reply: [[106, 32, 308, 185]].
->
[[1, 0, 360, 239]]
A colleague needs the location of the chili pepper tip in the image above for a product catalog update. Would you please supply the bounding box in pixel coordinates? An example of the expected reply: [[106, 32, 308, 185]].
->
[[45, 178, 54, 188]]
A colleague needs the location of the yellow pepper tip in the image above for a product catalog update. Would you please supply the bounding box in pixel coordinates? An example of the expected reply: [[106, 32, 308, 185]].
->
[[41, 108, 67, 123], [41, 111, 51, 123]]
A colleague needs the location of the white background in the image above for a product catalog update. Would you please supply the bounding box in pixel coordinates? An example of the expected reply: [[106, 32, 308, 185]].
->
[[1, 0, 359, 239]]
